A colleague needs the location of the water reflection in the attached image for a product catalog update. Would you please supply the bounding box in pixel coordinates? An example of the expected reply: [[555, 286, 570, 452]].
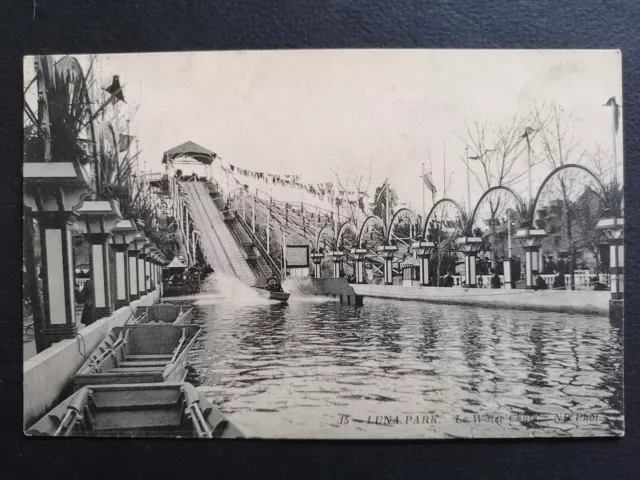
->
[[181, 294, 623, 439]]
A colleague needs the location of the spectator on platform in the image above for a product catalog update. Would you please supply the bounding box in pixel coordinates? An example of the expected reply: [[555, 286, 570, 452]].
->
[[490, 268, 502, 289], [532, 270, 548, 291], [552, 269, 566, 290], [443, 271, 454, 288], [545, 256, 557, 275], [591, 276, 607, 291], [76, 278, 94, 326], [477, 276, 484, 288], [557, 256, 566, 275]]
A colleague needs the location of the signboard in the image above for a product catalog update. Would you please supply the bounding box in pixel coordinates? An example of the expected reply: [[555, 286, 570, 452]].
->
[[286, 245, 309, 268]]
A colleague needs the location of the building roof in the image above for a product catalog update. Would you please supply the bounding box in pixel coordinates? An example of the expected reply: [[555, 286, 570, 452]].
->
[[166, 257, 187, 269], [400, 257, 419, 268], [162, 141, 217, 165]]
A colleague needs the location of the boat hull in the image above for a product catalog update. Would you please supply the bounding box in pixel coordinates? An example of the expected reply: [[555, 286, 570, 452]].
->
[[26, 382, 243, 438], [74, 325, 201, 390], [255, 288, 290, 303], [134, 304, 193, 325]]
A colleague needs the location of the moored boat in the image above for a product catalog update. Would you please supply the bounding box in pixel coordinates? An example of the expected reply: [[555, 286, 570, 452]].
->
[[134, 304, 194, 325], [74, 325, 201, 390], [26, 382, 243, 438]]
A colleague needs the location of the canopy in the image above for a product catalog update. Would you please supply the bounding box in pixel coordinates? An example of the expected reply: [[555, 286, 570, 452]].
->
[[162, 141, 217, 165], [166, 257, 187, 269], [400, 257, 419, 269]]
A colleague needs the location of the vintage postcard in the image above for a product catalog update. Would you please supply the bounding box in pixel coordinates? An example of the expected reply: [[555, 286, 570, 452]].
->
[[23, 49, 623, 439]]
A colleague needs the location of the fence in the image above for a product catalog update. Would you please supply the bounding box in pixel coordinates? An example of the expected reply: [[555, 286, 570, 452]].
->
[[464, 273, 609, 290]]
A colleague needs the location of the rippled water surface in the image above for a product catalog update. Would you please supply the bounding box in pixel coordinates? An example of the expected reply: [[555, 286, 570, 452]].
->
[[178, 280, 623, 439]]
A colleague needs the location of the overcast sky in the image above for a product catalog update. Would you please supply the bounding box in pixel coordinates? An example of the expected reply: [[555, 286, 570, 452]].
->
[[25, 49, 622, 214]]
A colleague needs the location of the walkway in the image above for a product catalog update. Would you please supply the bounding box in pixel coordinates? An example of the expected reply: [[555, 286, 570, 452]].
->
[[352, 284, 610, 315]]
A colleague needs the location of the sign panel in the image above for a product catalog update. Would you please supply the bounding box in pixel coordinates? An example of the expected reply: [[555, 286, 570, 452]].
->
[[286, 245, 309, 268]]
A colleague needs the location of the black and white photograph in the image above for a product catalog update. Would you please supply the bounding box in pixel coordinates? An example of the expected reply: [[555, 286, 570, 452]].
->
[[22, 49, 624, 439]]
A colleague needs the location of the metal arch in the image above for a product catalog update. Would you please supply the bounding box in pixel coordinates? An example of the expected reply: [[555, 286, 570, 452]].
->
[[336, 221, 358, 248], [384, 207, 417, 245], [421, 198, 465, 239], [532, 164, 607, 216], [315, 225, 335, 251], [356, 215, 385, 247], [469, 185, 524, 227]]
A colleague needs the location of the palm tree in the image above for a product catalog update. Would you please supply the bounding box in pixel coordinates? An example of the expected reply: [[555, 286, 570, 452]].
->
[[24, 55, 97, 171]]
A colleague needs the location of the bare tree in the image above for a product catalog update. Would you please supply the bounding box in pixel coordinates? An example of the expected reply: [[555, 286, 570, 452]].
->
[[330, 160, 373, 224], [460, 110, 545, 266], [533, 103, 592, 288]]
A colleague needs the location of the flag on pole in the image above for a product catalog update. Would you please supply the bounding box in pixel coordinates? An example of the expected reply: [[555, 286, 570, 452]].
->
[[521, 126, 535, 139], [605, 96, 621, 133], [104, 75, 126, 103], [421, 172, 437, 194], [118, 134, 135, 152]]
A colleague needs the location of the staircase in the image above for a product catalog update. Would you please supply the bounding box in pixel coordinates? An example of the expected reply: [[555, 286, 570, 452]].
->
[[181, 181, 256, 285]]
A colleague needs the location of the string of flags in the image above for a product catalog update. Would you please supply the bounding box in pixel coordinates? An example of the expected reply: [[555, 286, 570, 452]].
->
[[220, 162, 349, 203]]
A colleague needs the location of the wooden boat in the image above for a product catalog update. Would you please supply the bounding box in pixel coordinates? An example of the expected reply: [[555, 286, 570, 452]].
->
[[253, 277, 290, 303], [73, 325, 201, 390], [134, 304, 193, 325], [26, 382, 243, 438], [253, 287, 290, 303]]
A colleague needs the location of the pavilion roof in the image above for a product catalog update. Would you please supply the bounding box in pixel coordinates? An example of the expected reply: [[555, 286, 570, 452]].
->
[[162, 141, 217, 165]]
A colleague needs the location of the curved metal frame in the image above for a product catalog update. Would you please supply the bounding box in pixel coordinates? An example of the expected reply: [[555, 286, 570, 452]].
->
[[336, 221, 358, 249], [532, 163, 607, 215], [421, 198, 465, 239], [469, 185, 525, 227], [356, 214, 385, 247], [314, 225, 335, 251], [385, 207, 417, 245]]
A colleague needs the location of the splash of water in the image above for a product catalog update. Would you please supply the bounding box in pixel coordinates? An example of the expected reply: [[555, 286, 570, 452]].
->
[[281, 276, 339, 303], [192, 273, 271, 306], [282, 276, 314, 295], [164, 273, 337, 305]]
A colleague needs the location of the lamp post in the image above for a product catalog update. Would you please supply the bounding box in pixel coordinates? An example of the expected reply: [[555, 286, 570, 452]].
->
[[128, 232, 142, 301], [377, 244, 399, 285], [329, 250, 345, 278], [595, 216, 624, 319], [133, 233, 148, 296], [514, 227, 547, 289], [411, 240, 436, 286], [144, 241, 153, 293], [350, 247, 368, 284], [76, 197, 123, 322], [310, 250, 325, 278], [23, 162, 92, 349], [109, 219, 138, 309], [456, 236, 484, 288], [522, 127, 535, 201], [503, 209, 515, 289]]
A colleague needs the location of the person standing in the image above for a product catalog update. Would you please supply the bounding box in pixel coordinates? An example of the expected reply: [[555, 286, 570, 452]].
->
[[76, 278, 94, 326], [552, 269, 566, 290], [557, 255, 566, 275], [443, 270, 454, 287], [490, 268, 502, 289]]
